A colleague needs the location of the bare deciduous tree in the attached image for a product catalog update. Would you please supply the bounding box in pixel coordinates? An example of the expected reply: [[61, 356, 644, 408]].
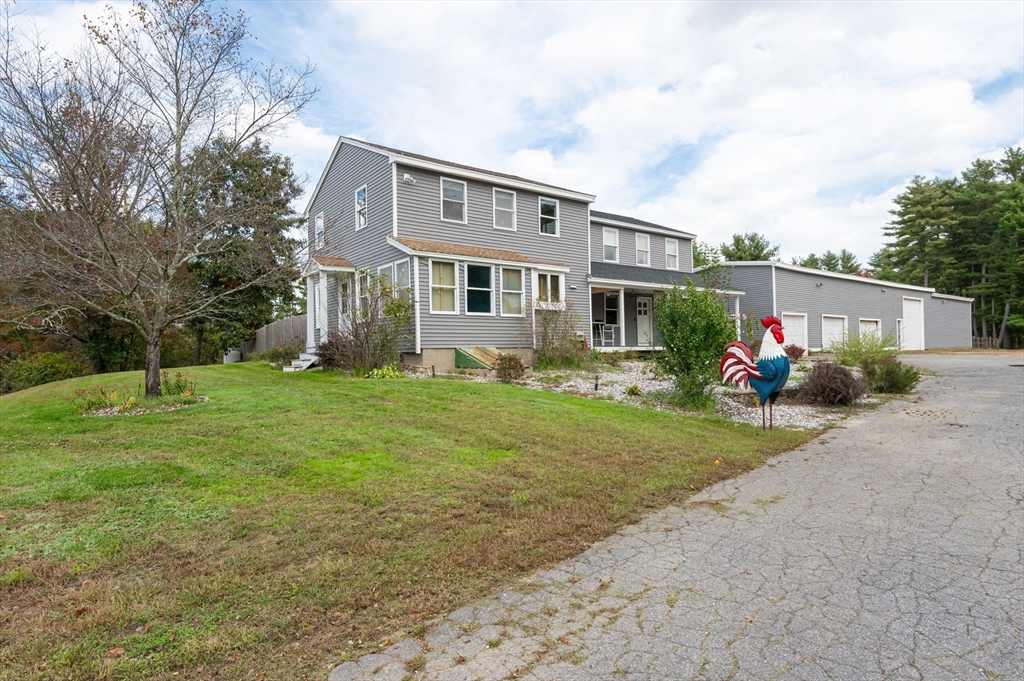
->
[[0, 0, 317, 396]]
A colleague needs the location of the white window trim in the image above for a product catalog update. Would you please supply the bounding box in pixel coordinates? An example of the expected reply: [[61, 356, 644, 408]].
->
[[393, 258, 412, 300], [428, 258, 459, 315], [635, 233, 651, 268], [603, 227, 619, 263], [500, 266, 526, 317], [665, 238, 679, 270], [338, 275, 353, 319], [314, 212, 325, 249], [538, 196, 559, 237], [464, 262, 495, 316], [354, 185, 367, 231], [858, 318, 882, 336], [533, 270, 566, 310], [493, 188, 517, 231], [440, 177, 468, 224]]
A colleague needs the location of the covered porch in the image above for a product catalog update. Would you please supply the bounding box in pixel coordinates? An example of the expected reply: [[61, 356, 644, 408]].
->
[[589, 278, 743, 351]]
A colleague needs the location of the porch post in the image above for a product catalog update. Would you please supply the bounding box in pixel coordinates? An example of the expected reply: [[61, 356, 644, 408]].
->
[[619, 288, 625, 347], [306, 275, 315, 349]]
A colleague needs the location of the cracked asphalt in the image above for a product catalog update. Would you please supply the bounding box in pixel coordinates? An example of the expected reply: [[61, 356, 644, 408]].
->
[[329, 353, 1024, 681]]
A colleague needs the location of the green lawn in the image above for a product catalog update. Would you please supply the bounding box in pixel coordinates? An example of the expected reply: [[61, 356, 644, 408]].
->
[[0, 363, 815, 681]]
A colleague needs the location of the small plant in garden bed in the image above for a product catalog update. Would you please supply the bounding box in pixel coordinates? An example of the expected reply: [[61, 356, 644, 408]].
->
[[366, 364, 404, 379], [625, 383, 642, 397], [783, 344, 805, 361], [69, 373, 202, 415], [494, 353, 526, 383], [797, 362, 864, 406]]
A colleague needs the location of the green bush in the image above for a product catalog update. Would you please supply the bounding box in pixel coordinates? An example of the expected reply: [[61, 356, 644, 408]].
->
[[862, 358, 920, 394], [494, 353, 526, 383], [625, 383, 642, 397], [0, 352, 91, 394], [653, 281, 736, 410], [832, 332, 897, 367], [251, 338, 304, 365], [797, 362, 865, 406], [160, 370, 197, 397], [366, 364, 404, 379]]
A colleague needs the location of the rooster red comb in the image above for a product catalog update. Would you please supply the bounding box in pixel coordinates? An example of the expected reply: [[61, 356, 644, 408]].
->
[[761, 316, 782, 329]]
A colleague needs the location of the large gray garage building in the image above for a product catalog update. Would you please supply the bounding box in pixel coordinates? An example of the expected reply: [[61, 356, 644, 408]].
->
[[701, 262, 974, 351]]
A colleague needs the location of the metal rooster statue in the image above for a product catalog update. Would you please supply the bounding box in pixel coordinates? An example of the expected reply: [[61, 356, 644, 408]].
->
[[720, 316, 791, 430]]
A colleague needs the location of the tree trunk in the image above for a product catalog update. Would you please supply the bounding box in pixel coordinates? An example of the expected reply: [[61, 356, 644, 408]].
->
[[997, 301, 1011, 349], [193, 324, 205, 366], [145, 333, 162, 398], [980, 294, 987, 338]]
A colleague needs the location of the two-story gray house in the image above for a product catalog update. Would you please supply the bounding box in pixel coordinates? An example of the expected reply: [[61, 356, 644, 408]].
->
[[300, 137, 732, 371]]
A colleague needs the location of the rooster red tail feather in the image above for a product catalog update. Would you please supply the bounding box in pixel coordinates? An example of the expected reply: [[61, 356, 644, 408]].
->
[[720, 341, 763, 389]]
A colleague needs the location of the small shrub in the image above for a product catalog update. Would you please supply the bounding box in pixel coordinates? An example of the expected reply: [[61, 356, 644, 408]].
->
[[494, 353, 526, 383], [783, 344, 805, 361], [70, 386, 122, 411], [625, 383, 642, 397], [160, 370, 196, 397], [528, 301, 589, 369], [862, 358, 920, 394], [0, 352, 91, 394], [117, 395, 137, 413], [251, 338, 304, 365], [832, 332, 897, 367], [315, 331, 353, 371], [366, 364, 404, 379], [798, 362, 865, 406]]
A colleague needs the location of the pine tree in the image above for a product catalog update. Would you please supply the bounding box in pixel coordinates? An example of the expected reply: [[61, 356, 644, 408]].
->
[[720, 232, 780, 261]]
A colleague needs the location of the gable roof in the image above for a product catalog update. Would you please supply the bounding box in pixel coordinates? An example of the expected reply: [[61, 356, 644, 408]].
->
[[305, 137, 596, 215], [589, 210, 697, 239], [388, 236, 570, 269]]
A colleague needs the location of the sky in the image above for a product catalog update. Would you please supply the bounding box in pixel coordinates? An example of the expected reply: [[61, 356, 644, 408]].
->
[[11, 0, 1024, 264]]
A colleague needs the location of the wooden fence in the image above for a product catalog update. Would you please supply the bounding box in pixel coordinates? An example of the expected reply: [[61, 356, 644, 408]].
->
[[255, 314, 306, 354]]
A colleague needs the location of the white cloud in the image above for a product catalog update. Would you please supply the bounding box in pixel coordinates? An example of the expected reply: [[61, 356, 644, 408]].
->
[[11, 0, 1024, 263]]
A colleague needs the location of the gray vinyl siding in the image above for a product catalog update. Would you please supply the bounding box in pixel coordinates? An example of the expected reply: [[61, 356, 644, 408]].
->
[[590, 224, 693, 273], [396, 163, 592, 347], [722, 265, 776, 345], [924, 297, 972, 349], [306, 142, 405, 267], [416, 258, 534, 349]]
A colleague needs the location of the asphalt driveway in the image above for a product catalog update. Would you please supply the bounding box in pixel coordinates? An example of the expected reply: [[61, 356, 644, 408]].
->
[[330, 352, 1024, 681]]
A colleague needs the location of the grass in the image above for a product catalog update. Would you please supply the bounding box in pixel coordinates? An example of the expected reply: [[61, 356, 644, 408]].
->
[[0, 363, 815, 681]]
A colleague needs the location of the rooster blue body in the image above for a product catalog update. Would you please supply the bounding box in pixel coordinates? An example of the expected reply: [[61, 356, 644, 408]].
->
[[720, 316, 792, 429]]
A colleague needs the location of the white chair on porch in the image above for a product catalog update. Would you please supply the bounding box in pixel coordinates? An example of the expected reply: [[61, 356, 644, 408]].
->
[[592, 322, 616, 347]]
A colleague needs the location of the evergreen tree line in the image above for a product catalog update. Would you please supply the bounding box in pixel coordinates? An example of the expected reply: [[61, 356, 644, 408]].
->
[[870, 147, 1023, 346]]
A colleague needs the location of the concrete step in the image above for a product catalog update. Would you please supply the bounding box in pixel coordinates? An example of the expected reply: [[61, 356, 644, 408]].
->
[[299, 353, 316, 361]]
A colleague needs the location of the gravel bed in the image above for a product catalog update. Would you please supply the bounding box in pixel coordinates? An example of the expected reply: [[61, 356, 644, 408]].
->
[[443, 361, 851, 430]]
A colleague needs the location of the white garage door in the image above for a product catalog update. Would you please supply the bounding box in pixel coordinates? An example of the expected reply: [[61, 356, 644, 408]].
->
[[902, 297, 924, 350], [781, 313, 807, 350], [859, 319, 880, 338], [822, 315, 847, 350]]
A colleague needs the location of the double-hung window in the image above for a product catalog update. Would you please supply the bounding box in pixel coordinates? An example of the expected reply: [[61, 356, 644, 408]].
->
[[536, 272, 561, 305], [665, 239, 678, 270], [339, 276, 352, 316], [493, 189, 516, 230], [430, 260, 457, 313], [636, 234, 650, 266], [394, 259, 411, 300], [358, 271, 370, 312], [603, 228, 618, 262], [605, 293, 619, 326], [501, 268, 524, 316], [465, 264, 493, 315], [441, 178, 467, 223], [539, 197, 558, 236], [355, 186, 367, 230], [314, 212, 324, 249]]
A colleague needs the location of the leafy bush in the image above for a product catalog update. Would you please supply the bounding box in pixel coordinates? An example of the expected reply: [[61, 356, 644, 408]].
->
[[862, 358, 920, 394], [832, 332, 897, 367], [316, 270, 414, 373], [0, 352, 91, 394], [529, 301, 588, 369], [653, 281, 736, 410], [625, 383, 642, 397], [71, 386, 127, 411], [366, 364, 404, 379], [251, 338, 304, 365], [494, 353, 526, 383], [784, 344, 805, 361], [160, 370, 197, 397], [797, 362, 865, 406]]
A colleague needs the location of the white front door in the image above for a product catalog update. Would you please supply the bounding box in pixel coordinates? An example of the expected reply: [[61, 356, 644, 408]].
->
[[822, 315, 847, 350], [636, 297, 652, 347], [781, 313, 807, 350], [902, 297, 924, 350]]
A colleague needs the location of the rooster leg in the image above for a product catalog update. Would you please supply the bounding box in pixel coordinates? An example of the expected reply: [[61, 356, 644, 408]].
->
[[769, 402, 774, 431], [761, 401, 766, 430]]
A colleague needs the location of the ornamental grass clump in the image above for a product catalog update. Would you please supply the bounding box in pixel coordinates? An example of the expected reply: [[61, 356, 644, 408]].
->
[[797, 362, 865, 407], [862, 358, 920, 394]]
